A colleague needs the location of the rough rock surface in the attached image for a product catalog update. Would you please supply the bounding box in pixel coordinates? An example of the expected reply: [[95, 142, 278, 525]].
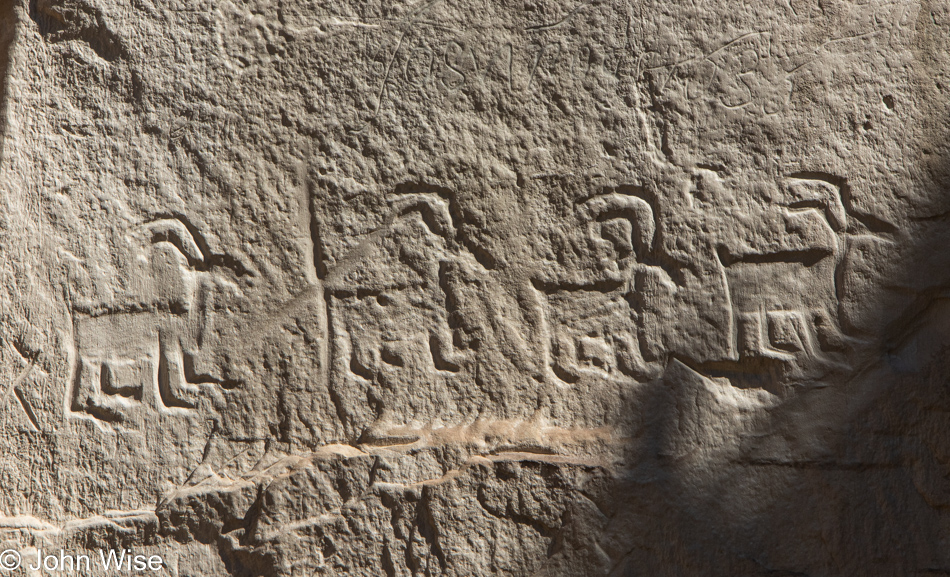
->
[[2, 0, 950, 574]]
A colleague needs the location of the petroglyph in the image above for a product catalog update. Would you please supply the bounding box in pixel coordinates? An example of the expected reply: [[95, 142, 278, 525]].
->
[[3, 0, 948, 574]]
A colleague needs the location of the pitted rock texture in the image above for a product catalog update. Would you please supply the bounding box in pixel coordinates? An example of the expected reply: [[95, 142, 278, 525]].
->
[[3, 0, 950, 574]]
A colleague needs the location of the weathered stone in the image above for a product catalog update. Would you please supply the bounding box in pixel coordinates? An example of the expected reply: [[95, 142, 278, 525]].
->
[[2, 0, 950, 574]]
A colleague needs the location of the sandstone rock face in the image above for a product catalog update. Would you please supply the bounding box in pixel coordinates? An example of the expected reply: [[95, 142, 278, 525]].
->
[[2, 0, 950, 574]]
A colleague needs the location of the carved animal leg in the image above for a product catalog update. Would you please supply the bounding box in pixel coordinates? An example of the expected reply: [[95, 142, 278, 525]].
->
[[157, 330, 198, 410]]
